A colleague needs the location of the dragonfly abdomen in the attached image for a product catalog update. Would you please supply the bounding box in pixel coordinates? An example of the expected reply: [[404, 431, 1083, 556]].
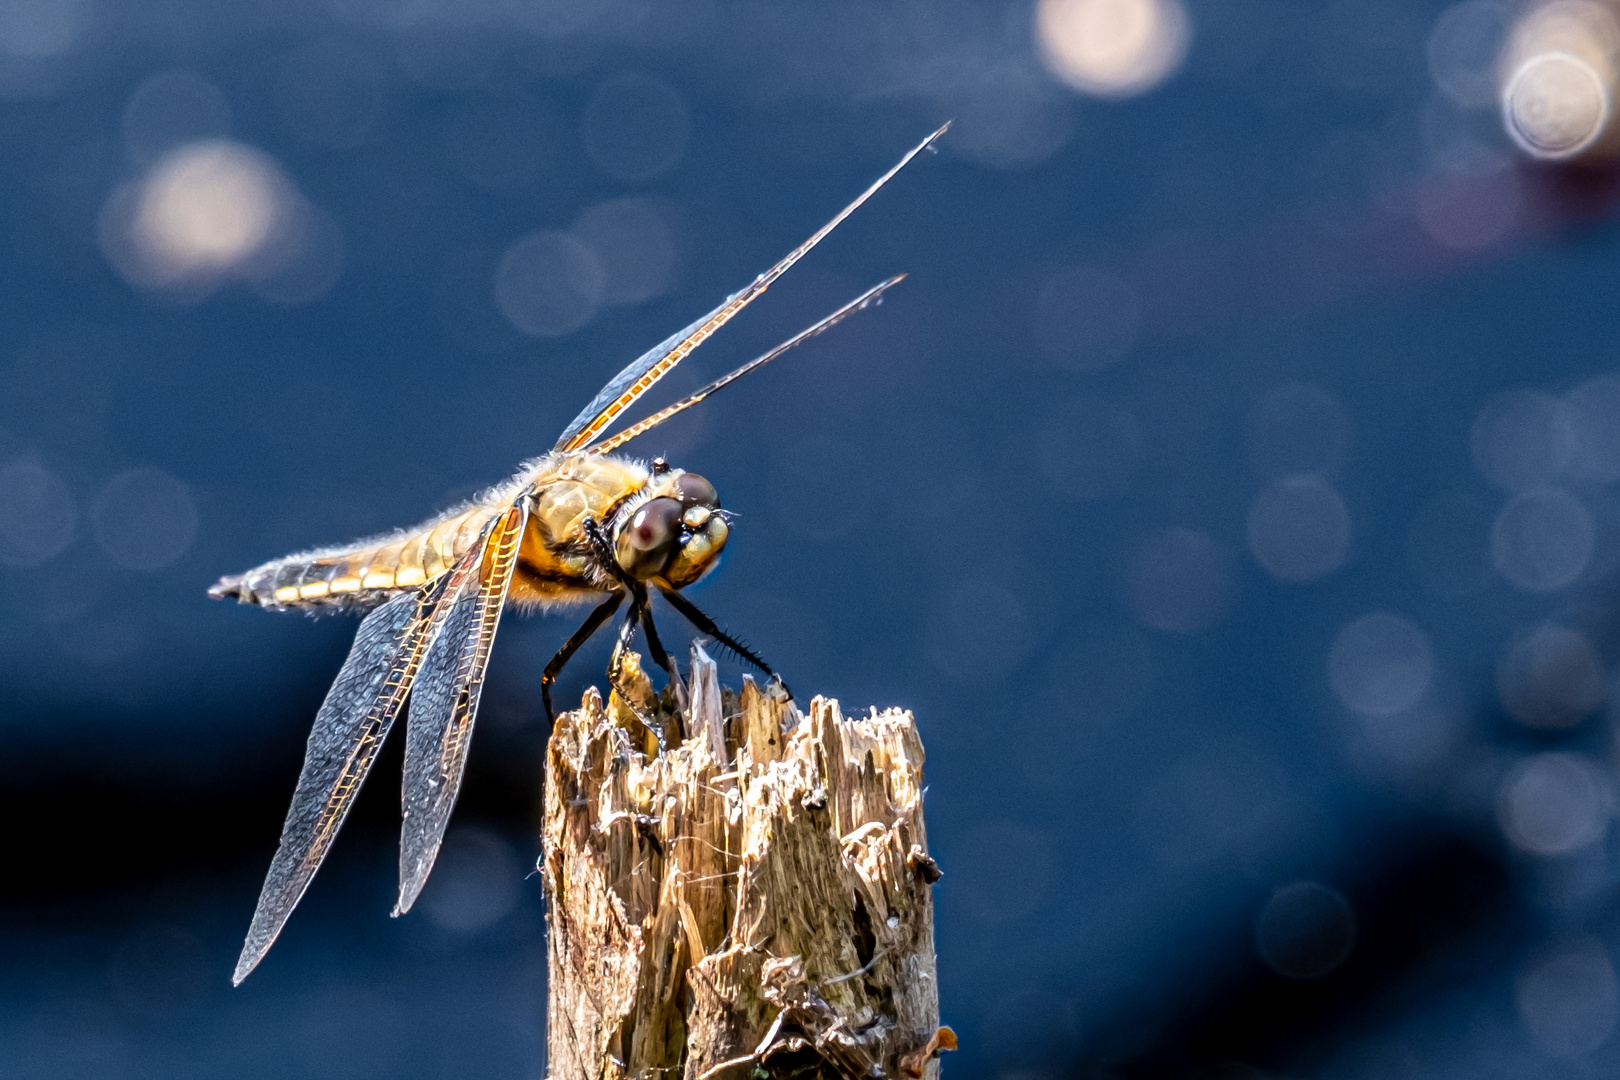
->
[[211, 505, 500, 611]]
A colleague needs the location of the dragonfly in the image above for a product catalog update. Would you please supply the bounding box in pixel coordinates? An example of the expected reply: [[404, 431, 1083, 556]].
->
[[211, 122, 949, 985]]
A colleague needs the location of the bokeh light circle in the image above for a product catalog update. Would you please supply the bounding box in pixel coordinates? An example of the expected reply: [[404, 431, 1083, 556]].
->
[[1562, 374, 1620, 483], [1255, 881, 1357, 980], [0, 0, 85, 58], [1428, 1, 1513, 108], [1245, 477, 1351, 582], [98, 139, 340, 302], [493, 230, 604, 337], [89, 469, 199, 572], [1504, 52, 1610, 160], [1471, 389, 1571, 492], [121, 71, 232, 167], [1517, 939, 1620, 1057], [0, 461, 77, 567], [107, 923, 208, 1014], [1490, 487, 1593, 592], [1035, 0, 1192, 99], [130, 141, 286, 280], [571, 197, 677, 306], [1124, 528, 1233, 634], [1498, 753, 1611, 856], [249, 201, 346, 306], [1329, 612, 1433, 717], [581, 74, 690, 182], [1414, 160, 1522, 252], [947, 72, 1077, 170], [1496, 623, 1603, 729], [419, 827, 523, 933]]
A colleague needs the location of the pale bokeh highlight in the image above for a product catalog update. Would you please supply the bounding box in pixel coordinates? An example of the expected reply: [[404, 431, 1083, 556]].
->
[[1496, 623, 1603, 729], [1035, 0, 1191, 99], [1329, 612, 1433, 717], [132, 141, 284, 280], [1498, 753, 1611, 855], [1517, 938, 1620, 1057], [1490, 487, 1593, 592], [100, 138, 342, 302], [1505, 51, 1610, 157], [1499, 0, 1620, 160]]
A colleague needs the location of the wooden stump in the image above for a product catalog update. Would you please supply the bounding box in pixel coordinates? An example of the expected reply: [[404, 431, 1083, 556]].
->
[[542, 646, 952, 1080]]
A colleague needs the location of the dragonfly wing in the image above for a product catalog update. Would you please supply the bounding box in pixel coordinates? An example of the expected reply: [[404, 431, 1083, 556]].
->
[[588, 275, 906, 456], [396, 503, 527, 916], [233, 582, 446, 985], [232, 524, 495, 985], [552, 122, 949, 453]]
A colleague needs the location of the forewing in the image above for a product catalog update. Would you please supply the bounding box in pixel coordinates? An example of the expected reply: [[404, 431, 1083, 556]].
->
[[588, 275, 905, 456], [396, 503, 527, 915], [232, 529, 493, 985], [553, 122, 949, 453]]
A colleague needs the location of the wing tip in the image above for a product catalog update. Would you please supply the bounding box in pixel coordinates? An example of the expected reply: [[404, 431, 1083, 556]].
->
[[392, 870, 419, 918], [870, 273, 907, 301], [394, 846, 437, 918], [394, 874, 427, 919], [230, 948, 262, 987]]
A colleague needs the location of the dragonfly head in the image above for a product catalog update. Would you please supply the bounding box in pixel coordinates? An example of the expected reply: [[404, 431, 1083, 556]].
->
[[613, 467, 728, 589]]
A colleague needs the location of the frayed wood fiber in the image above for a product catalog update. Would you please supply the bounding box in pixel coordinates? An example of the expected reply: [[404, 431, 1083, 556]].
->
[[543, 647, 951, 1080]]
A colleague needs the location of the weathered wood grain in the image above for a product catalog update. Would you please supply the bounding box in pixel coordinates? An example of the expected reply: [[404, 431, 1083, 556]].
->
[[543, 646, 951, 1080]]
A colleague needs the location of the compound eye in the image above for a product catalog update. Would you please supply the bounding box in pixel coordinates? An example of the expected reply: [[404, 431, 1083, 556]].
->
[[675, 471, 718, 508], [616, 497, 682, 578]]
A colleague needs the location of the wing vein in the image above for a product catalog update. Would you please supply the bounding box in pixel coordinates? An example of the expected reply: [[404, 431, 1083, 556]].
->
[[231, 520, 499, 985], [396, 502, 528, 915], [552, 122, 949, 453]]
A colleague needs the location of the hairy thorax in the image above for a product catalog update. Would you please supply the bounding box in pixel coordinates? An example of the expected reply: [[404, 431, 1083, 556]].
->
[[513, 453, 651, 607]]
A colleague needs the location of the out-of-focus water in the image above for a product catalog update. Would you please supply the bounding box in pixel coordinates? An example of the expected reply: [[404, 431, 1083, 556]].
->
[[5, 1, 1620, 1077]]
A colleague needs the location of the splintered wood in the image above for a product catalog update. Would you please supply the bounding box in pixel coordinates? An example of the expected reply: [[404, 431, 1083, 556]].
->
[[542, 647, 950, 1080]]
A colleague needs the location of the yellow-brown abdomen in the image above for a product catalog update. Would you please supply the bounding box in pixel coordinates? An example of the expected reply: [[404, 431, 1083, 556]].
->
[[212, 452, 655, 612], [219, 503, 502, 611]]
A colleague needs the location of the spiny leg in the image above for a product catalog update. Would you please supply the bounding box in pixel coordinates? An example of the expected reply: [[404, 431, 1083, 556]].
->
[[635, 597, 687, 740], [657, 586, 791, 700], [541, 593, 622, 723], [606, 604, 665, 751], [582, 516, 686, 713]]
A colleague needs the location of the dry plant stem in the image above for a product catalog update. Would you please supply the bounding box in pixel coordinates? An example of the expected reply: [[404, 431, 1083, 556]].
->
[[543, 645, 947, 1080]]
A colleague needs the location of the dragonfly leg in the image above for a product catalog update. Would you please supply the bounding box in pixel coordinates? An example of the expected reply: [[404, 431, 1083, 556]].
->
[[607, 604, 665, 752], [542, 592, 623, 723], [657, 587, 791, 701], [583, 516, 686, 720], [635, 597, 688, 741]]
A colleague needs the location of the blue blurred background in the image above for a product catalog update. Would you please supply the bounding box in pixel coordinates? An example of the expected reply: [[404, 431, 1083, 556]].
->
[[6, 0, 1620, 1076]]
